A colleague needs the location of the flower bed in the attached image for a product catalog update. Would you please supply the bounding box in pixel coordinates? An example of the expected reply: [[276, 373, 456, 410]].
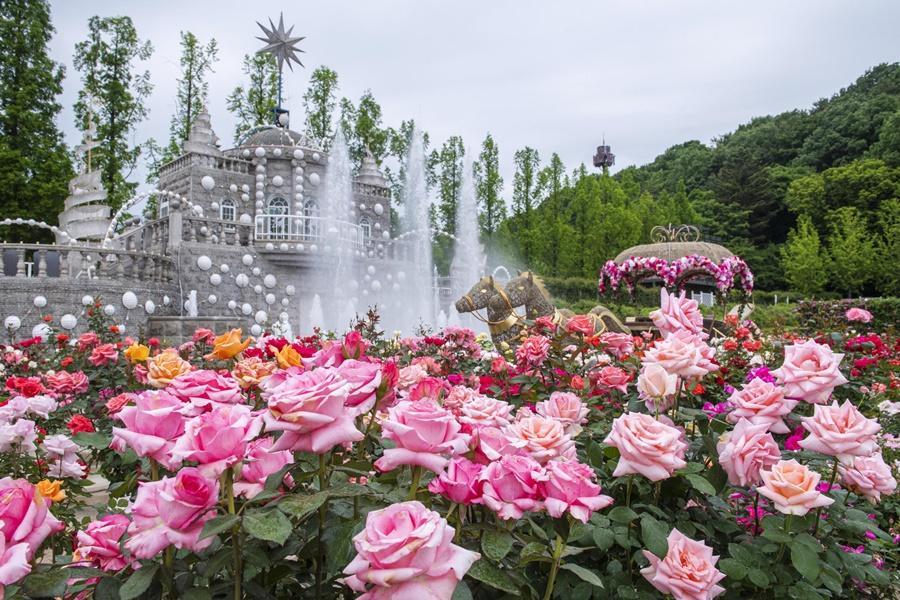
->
[[0, 294, 897, 599]]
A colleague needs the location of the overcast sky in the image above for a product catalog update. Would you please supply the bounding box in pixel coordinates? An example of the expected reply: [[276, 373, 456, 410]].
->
[[47, 0, 900, 196]]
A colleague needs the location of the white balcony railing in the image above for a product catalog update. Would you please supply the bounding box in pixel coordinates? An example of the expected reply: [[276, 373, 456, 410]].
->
[[254, 214, 365, 248]]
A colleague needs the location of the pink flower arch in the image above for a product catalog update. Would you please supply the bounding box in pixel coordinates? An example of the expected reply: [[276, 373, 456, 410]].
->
[[598, 254, 753, 298]]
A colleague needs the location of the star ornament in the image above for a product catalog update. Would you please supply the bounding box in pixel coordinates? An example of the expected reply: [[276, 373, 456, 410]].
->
[[256, 13, 305, 71]]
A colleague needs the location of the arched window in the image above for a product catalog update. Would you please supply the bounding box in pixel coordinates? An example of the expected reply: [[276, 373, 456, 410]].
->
[[267, 197, 289, 238], [220, 199, 236, 221], [360, 217, 371, 241], [159, 197, 169, 218]]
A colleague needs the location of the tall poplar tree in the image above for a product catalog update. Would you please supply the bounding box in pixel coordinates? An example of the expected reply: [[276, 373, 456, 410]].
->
[[226, 53, 278, 143], [339, 90, 389, 165], [511, 147, 541, 262], [827, 207, 875, 296], [303, 66, 339, 149], [781, 214, 828, 296], [0, 0, 72, 242], [166, 31, 218, 157], [74, 16, 153, 210], [473, 133, 505, 252]]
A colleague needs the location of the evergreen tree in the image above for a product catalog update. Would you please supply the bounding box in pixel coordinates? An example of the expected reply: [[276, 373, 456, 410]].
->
[[433, 136, 465, 235], [511, 147, 541, 262], [538, 153, 566, 204], [303, 66, 339, 149], [473, 133, 505, 254], [827, 207, 875, 296], [74, 15, 153, 210], [166, 32, 218, 158], [226, 53, 278, 143], [876, 198, 900, 295], [0, 0, 72, 243], [780, 215, 828, 296]]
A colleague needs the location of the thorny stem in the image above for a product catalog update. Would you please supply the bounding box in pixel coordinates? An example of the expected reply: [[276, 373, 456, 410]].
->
[[542, 533, 566, 600], [408, 466, 422, 501], [812, 457, 839, 537]]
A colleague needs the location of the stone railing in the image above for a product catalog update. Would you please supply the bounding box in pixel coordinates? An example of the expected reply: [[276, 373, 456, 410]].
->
[[160, 153, 250, 179], [116, 217, 170, 253], [181, 216, 252, 247], [0, 243, 176, 283]]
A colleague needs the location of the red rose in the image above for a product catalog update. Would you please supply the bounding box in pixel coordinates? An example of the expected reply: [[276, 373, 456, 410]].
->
[[723, 339, 738, 351], [742, 340, 761, 352], [147, 337, 160, 348], [570, 375, 585, 391], [60, 356, 74, 368], [67, 415, 95, 435]]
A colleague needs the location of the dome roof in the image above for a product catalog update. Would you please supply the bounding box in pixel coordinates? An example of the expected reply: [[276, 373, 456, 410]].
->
[[241, 126, 310, 148], [614, 241, 734, 264]]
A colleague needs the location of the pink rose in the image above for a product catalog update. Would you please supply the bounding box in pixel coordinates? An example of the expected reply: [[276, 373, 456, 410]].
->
[[726, 378, 797, 434], [44, 370, 89, 395], [0, 523, 31, 586], [88, 343, 119, 367], [167, 369, 243, 414], [375, 400, 470, 474], [172, 404, 262, 477], [542, 459, 613, 523], [716, 419, 781, 487], [535, 392, 588, 435], [643, 330, 718, 380], [261, 367, 363, 454], [641, 529, 725, 600], [234, 437, 295, 499], [650, 288, 705, 339], [505, 415, 575, 464], [110, 390, 186, 470], [337, 359, 383, 416], [126, 467, 219, 558], [799, 400, 880, 460], [845, 307, 873, 323], [479, 454, 547, 520], [396, 364, 429, 391], [592, 365, 631, 394], [637, 363, 678, 412], [442, 385, 483, 414], [457, 395, 513, 430], [772, 339, 848, 404], [838, 453, 897, 503], [603, 412, 687, 481], [0, 478, 64, 560], [408, 376, 449, 403], [757, 459, 834, 515], [428, 456, 484, 505], [472, 425, 525, 464], [599, 332, 634, 359], [565, 314, 595, 336], [515, 335, 550, 369], [341, 501, 479, 600], [73, 514, 135, 571]]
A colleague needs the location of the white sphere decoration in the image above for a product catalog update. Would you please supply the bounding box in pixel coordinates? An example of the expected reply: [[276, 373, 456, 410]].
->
[[241, 303, 252, 315], [122, 291, 138, 310], [199, 226, 209, 236], [33, 295, 47, 308], [144, 300, 156, 314], [242, 254, 254, 266], [281, 298, 290, 306], [253, 284, 262, 294], [386, 274, 392, 281], [272, 175, 283, 187], [242, 184, 250, 192], [279, 243, 289, 251], [240, 213, 253, 225], [201, 175, 215, 191], [250, 324, 263, 336], [235, 274, 249, 288], [4, 316, 21, 331], [255, 201, 264, 209], [211, 201, 220, 211], [371, 280, 382, 292], [60, 314, 78, 330], [265, 243, 274, 251], [208, 295, 218, 304], [297, 244, 305, 252], [308, 172, 320, 186], [256, 165, 266, 174], [82, 295, 94, 306], [241, 194, 250, 202], [230, 184, 238, 193], [310, 244, 318, 253], [265, 293, 275, 305], [359, 203, 366, 211], [293, 149, 304, 160], [367, 265, 376, 276], [256, 174, 265, 182], [197, 255, 212, 270], [273, 148, 282, 157], [254, 147, 266, 158], [285, 284, 296, 296], [374, 223, 381, 230], [254, 310, 268, 324], [364, 274, 371, 282], [382, 231, 390, 240], [242, 149, 251, 158], [103, 304, 116, 316], [252, 267, 261, 276], [263, 274, 277, 288], [163, 295, 171, 306], [312, 152, 320, 161], [32, 323, 51, 341], [210, 273, 222, 286], [227, 300, 237, 310], [393, 283, 401, 291], [280, 312, 289, 321], [374, 203, 384, 215], [219, 264, 230, 273]]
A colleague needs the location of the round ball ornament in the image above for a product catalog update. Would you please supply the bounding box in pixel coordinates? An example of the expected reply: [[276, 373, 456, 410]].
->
[[4, 316, 21, 331], [144, 300, 156, 314], [122, 291, 138, 310], [60, 314, 78, 330], [33, 295, 47, 308], [201, 176, 215, 191], [197, 256, 212, 271]]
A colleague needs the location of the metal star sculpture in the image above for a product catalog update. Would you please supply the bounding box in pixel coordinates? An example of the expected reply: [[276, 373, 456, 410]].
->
[[256, 13, 305, 72]]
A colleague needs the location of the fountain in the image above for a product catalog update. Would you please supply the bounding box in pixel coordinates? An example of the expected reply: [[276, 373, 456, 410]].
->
[[450, 156, 486, 330], [308, 294, 324, 332]]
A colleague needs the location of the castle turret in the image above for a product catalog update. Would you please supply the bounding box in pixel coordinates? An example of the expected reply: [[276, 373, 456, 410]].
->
[[57, 106, 110, 243], [182, 107, 222, 156]]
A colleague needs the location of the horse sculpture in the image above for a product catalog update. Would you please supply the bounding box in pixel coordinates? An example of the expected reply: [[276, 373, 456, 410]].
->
[[454, 275, 528, 346]]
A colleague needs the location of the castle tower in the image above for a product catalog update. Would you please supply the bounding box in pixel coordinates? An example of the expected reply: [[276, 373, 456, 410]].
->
[[182, 107, 222, 156], [593, 136, 615, 170]]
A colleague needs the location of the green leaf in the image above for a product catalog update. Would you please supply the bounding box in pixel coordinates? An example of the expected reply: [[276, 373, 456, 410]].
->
[[747, 567, 770, 588], [278, 491, 328, 520], [519, 541, 550, 564], [93, 577, 122, 600], [243, 509, 292, 545], [607, 506, 639, 524], [327, 482, 371, 498], [73, 431, 111, 449], [560, 564, 605, 588], [592, 527, 615, 551], [23, 569, 69, 598], [467, 559, 519, 595], [761, 525, 792, 544], [790, 542, 821, 582], [199, 514, 240, 540], [639, 515, 669, 559], [718, 558, 748, 580], [451, 581, 473, 600], [684, 474, 716, 496], [180, 589, 213, 600], [727, 543, 756, 567], [119, 564, 160, 600], [481, 528, 514, 562]]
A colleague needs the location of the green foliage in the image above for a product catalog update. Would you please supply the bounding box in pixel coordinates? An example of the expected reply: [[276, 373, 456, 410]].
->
[[827, 206, 876, 295], [339, 90, 390, 166], [74, 15, 153, 211], [781, 215, 829, 296], [474, 133, 505, 257], [226, 53, 278, 143], [303, 66, 339, 149], [0, 0, 73, 243], [165, 32, 218, 157], [510, 146, 541, 262]]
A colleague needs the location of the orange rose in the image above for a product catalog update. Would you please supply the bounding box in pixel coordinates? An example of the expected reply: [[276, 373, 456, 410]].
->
[[36, 479, 66, 502], [123, 343, 150, 363], [147, 349, 193, 388], [232, 357, 278, 389], [275, 344, 303, 369], [205, 329, 251, 360]]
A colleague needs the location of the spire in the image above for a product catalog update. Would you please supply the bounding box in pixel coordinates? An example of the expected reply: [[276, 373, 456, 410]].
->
[[182, 106, 222, 156], [355, 147, 388, 188]]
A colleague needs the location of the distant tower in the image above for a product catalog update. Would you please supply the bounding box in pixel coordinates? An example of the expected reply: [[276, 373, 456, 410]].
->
[[593, 136, 615, 171]]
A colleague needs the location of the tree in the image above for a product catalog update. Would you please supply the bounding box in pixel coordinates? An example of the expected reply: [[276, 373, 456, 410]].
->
[[876, 198, 900, 295], [303, 66, 339, 149], [827, 207, 875, 296], [473, 133, 505, 253], [74, 16, 153, 210], [511, 147, 541, 262], [0, 0, 72, 243], [339, 91, 389, 166], [538, 153, 566, 209], [165, 32, 218, 158], [226, 53, 278, 143], [780, 215, 828, 297]]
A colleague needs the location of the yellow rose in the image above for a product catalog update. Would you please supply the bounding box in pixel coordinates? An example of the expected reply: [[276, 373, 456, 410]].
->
[[232, 357, 278, 389], [123, 343, 150, 363], [147, 349, 193, 388], [205, 329, 251, 360], [275, 344, 304, 369], [36, 479, 66, 502]]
